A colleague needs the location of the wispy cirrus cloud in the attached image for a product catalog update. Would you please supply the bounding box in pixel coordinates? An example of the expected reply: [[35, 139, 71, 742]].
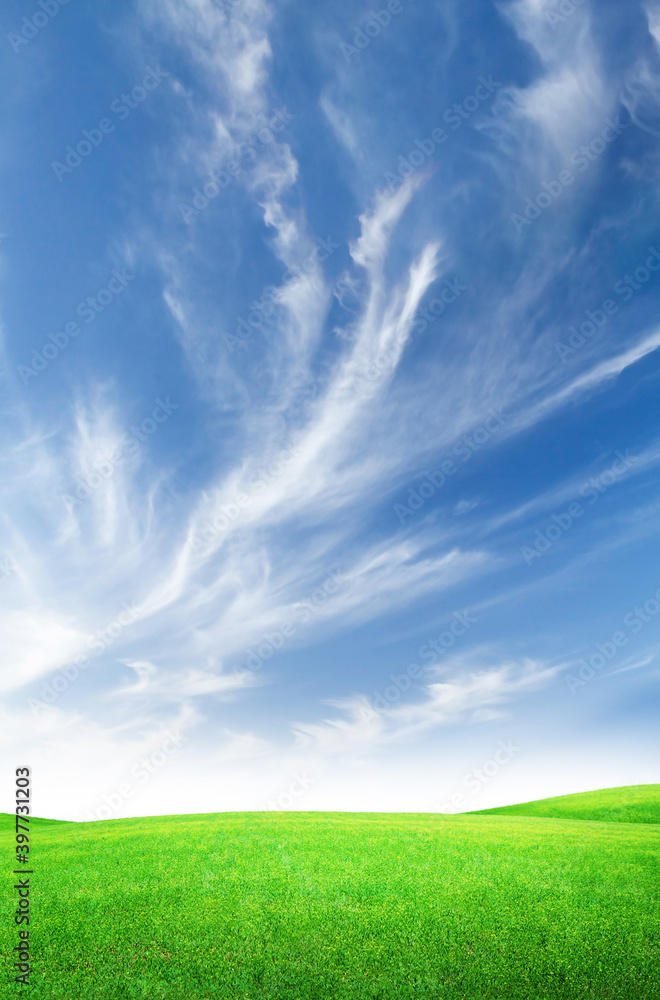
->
[[292, 658, 560, 756], [1, 0, 659, 820]]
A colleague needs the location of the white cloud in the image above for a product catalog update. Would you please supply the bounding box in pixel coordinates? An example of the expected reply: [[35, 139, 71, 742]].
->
[[292, 658, 559, 756], [116, 659, 258, 699]]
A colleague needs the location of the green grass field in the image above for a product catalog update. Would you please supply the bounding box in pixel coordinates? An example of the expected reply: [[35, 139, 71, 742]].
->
[[472, 783, 660, 825], [3, 786, 659, 998]]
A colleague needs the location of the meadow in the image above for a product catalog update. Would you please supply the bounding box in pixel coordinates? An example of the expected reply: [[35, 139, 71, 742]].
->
[[2, 786, 659, 998], [472, 782, 660, 825]]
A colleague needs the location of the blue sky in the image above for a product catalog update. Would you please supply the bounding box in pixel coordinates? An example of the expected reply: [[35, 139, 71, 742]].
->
[[1, 0, 659, 821]]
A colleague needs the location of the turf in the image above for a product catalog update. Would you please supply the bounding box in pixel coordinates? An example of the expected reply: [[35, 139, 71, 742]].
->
[[471, 783, 660, 825], [2, 798, 659, 998]]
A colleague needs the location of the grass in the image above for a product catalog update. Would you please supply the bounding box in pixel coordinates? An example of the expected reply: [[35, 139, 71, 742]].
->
[[471, 783, 660, 825], [2, 787, 659, 998]]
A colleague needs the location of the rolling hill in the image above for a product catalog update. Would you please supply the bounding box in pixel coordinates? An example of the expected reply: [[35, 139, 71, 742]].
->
[[470, 783, 660, 824]]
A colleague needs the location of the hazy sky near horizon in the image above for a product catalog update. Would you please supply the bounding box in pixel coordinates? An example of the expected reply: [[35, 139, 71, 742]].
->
[[1, 0, 659, 821]]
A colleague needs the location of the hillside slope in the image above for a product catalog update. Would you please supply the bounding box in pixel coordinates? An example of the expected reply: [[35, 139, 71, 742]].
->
[[471, 784, 660, 824]]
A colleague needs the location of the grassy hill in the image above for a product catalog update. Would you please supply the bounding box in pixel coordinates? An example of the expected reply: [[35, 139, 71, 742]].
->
[[471, 783, 660, 824], [2, 796, 660, 998]]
